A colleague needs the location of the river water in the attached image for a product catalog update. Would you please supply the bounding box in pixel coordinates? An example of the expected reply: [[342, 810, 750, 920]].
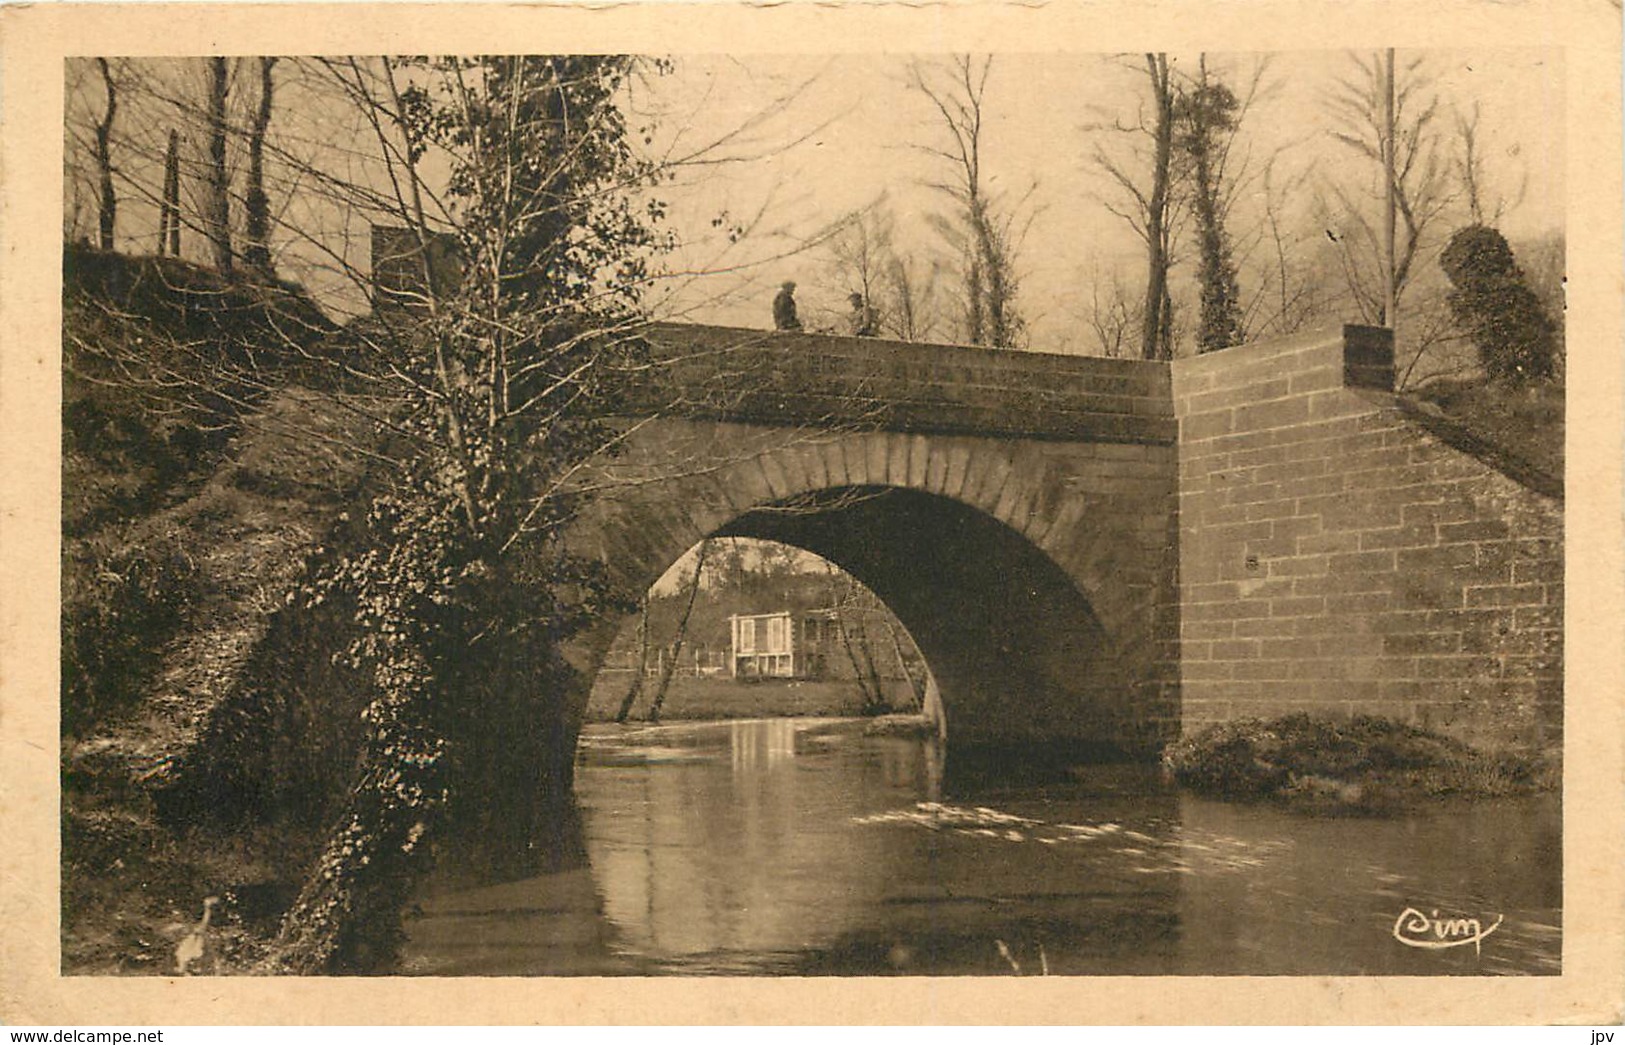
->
[[399, 717, 1561, 976]]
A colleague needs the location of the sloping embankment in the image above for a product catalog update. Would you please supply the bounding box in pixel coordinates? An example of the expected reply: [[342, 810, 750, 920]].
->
[[63, 385, 387, 972]]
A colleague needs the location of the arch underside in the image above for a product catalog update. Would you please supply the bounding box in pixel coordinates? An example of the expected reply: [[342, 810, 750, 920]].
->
[[713, 487, 1124, 751]]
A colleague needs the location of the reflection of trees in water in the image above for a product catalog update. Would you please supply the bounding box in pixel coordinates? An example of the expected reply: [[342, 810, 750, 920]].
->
[[425, 793, 591, 894], [587, 721, 942, 961]]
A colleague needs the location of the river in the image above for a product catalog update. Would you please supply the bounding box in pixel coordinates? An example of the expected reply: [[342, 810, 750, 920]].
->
[[399, 716, 1561, 976]]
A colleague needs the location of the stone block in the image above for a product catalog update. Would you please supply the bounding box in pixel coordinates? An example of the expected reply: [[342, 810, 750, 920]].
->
[[1182, 409, 1234, 441], [1234, 396, 1311, 433], [1382, 632, 1462, 655], [1268, 594, 1325, 617], [1463, 584, 1547, 608]]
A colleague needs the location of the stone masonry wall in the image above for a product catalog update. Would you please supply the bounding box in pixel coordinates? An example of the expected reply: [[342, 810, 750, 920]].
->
[[1170, 326, 1563, 750], [567, 419, 1180, 754], [637, 322, 1176, 446]]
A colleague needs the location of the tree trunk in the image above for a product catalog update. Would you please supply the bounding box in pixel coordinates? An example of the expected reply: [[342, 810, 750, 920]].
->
[[243, 57, 277, 276], [1381, 47, 1397, 327], [834, 613, 875, 710], [648, 540, 710, 724], [1140, 54, 1175, 361], [160, 129, 181, 256], [828, 571, 881, 712], [94, 59, 117, 250], [883, 617, 926, 711], [613, 595, 649, 723], [204, 57, 234, 276], [853, 615, 887, 715]]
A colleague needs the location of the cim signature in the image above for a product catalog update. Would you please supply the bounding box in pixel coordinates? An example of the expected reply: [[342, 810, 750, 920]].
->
[[1392, 907, 1505, 955]]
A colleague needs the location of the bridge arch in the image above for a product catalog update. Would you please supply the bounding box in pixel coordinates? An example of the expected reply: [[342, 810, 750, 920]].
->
[[561, 419, 1179, 756]]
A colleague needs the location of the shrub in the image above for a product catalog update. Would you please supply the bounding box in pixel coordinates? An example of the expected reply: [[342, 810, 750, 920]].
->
[[1440, 225, 1558, 385], [1163, 713, 1556, 813]]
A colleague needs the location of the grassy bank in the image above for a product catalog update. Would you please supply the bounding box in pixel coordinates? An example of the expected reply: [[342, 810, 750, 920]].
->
[[1407, 376, 1563, 491], [585, 673, 918, 722], [1163, 713, 1558, 815], [60, 386, 377, 975], [60, 247, 371, 975]]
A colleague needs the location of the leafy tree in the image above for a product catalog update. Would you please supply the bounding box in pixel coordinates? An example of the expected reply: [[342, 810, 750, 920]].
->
[[1439, 224, 1557, 384], [274, 55, 668, 972]]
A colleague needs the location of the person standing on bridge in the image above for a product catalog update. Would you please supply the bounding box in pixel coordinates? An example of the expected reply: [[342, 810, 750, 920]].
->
[[847, 292, 879, 337], [773, 281, 803, 331]]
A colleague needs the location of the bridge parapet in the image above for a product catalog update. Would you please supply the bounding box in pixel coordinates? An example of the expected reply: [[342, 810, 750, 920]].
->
[[621, 323, 1176, 445]]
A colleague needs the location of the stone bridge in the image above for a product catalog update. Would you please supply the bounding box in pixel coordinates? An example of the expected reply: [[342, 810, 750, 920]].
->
[[558, 322, 1563, 760]]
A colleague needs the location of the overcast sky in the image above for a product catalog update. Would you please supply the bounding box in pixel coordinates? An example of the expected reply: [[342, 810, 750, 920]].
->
[[68, 49, 1563, 356], [640, 50, 1563, 352]]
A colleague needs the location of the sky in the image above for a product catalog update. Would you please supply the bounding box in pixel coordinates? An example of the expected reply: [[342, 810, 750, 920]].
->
[[635, 50, 1564, 352], [67, 49, 1565, 356]]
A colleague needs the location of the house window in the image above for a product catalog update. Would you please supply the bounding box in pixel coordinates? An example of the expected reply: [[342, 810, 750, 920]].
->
[[738, 619, 756, 653], [765, 615, 787, 652]]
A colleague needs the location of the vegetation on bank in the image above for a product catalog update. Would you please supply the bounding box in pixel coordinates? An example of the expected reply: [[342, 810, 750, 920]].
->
[[1163, 713, 1559, 815], [60, 246, 365, 974], [1408, 376, 1564, 488]]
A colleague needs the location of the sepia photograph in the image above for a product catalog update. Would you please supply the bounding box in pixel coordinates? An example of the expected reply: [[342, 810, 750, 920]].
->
[[4, 0, 1622, 1027]]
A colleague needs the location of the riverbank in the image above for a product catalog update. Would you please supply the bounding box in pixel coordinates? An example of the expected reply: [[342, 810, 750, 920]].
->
[[583, 673, 918, 722], [1163, 713, 1559, 815]]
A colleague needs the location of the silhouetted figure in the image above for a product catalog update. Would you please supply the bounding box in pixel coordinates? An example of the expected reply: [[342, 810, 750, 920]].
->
[[848, 292, 879, 337], [773, 281, 802, 331]]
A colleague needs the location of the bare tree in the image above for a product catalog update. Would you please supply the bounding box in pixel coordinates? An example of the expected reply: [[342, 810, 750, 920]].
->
[[909, 55, 1029, 348], [1090, 54, 1179, 360], [93, 59, 118, 249], [1081, 259, 1140, 358], [202, 57, 234, 275], [824, 565, 885, 714], [1452, 100, 1527, 228], [825, 202, 894, 310], [1322, 51, 1455, 325], [881, 251, 943, 342], [613, 593, 652, 723], [880, 614, 925, 712], [646, 538, 711, 723], [243, 57, 279, 276], [825, 200, 942, 342], [1232, 158, 1341, 340]]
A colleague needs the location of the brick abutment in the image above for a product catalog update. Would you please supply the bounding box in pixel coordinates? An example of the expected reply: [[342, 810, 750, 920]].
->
[[1170, 326, 1561, 749]]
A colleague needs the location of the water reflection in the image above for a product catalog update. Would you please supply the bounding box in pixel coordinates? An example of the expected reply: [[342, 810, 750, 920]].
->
[[1173, 796, 1561, 975], [399, 717, 1560, 976], [584, 718, 947, 972]]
